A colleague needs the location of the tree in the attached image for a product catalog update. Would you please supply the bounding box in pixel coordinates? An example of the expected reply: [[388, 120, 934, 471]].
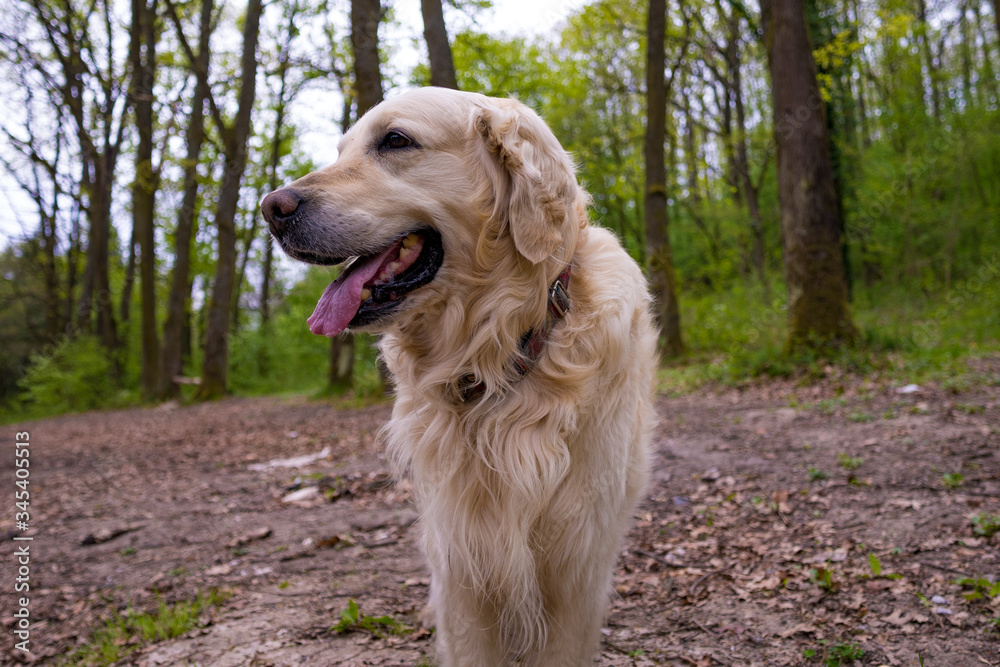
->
[[193, 0, 265, 399], [645, 0, 683, 356], [994, 0, 1000, 60], [761, 0, 856, 347], [351, 0, 384, 113], [323, 0, 388, 393], [421, 0, 458, 89], [159, 0, 214, 399], [0, 72, 67, 340], [131, 0, 160, 398], [20, 0, 131, 357]]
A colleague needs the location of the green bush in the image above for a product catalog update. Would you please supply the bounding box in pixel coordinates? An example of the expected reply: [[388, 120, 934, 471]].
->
[[18, 336, 117, 414]]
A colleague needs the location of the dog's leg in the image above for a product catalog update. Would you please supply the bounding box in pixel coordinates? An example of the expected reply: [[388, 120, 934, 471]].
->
[[526, 563, 613, 667], [431, 572, 508, 667]]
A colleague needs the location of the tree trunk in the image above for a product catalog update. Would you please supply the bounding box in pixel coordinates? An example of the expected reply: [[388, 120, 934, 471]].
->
[[198, 0, 264, 400], [93, 164, 119, 357], [732, 36, 767, 288], [959, 0, 973, 106], [328, 335, 356, 394], [132, 0, 160, 398], [260, 3, 299, 328], [40, 212, 60, 338], [352, 0, 384, 114], [916, 0, 941, 121], [331, 0, 387, 391], [420, 0, 458, 89], [159, 0, 213, 399], [65, 202, 82, 331], [645, 0, 683, 356], [994, 0, 1000, 60], [120, 223, 137, 324], [236, 0, 300, 334], [974, 3, 999, 103], [762, 0, 856, 348], [36, 0, 126, 359], [260, 243, 274, 326], [232, 203, 262, 331]]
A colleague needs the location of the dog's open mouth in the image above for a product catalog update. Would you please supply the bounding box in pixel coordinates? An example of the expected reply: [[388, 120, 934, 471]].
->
[[307, 229, 443, 337]]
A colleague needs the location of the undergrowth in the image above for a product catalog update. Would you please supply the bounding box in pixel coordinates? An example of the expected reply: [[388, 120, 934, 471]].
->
[[61, 589, 230, 666], [657, 275, 1000, 394]]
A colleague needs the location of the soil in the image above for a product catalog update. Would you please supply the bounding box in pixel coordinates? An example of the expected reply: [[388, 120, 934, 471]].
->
[[2, 364, 999, 666]]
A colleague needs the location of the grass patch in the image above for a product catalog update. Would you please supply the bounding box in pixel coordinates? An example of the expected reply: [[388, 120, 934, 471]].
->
[[837, 454, 864, 470], [62, 589, 230, 666], [803, 640, 865, 665], [808, 467, 829, 482], [972, 512, 1000, 538], [332, 599, 412, 638], [942, 472, 965, 490], [654, 277, 1000, 395]]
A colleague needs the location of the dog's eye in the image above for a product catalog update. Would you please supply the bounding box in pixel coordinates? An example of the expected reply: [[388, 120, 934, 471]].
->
[[379, 130, 413, 151]]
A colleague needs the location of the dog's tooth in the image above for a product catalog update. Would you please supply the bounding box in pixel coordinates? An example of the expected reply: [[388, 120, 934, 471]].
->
[[360, 288, 371, 301], [398, 245, 411, 260], [402, 234, 419, 248]]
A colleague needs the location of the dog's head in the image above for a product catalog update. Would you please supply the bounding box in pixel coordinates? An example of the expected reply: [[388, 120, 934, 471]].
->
[[262, 87, 586, 338]]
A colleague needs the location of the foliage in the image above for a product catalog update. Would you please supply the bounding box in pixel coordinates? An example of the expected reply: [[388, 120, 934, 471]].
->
[[808, 467, 829, 482], [864, 552, 902, 580], [331, 599, 412, 638], [837, 454, 863, 470], [227, 266, 384, 401], [808, 564, 838, 592], [17, 337, 120, 416], [61, 589, 230, 666], [803, 640, 866, 666], [954, 576, 1000, 602], [942, 473, 965, 490], [1, 0, 1000, 418], [972, 513, 1000, 538]]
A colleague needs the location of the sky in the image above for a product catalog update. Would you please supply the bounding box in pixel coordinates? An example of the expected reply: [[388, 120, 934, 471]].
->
[[0, 0, 587, 248]]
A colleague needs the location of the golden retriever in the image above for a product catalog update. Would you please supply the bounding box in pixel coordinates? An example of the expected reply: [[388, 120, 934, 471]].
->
[[262, 87, 658, 666]]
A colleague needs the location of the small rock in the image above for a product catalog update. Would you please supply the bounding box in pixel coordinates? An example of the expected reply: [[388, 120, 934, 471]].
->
[[80, 524, 145, 546], [282, 487, 320, 503], [896, 384, 921, 394], [226, 526, 273, 548], [932, 607, 952, 615], [930, 595, 950, 605]]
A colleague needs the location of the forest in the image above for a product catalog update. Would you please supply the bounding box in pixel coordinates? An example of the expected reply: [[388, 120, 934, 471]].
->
[[1, 0, 999, 418]]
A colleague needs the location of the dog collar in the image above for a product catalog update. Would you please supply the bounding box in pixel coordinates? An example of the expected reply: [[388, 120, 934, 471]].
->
[[458, 264, 571, 403]]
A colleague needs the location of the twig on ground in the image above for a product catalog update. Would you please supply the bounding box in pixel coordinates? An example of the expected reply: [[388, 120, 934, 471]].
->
[[917, 561, 972, 578], [634, 548, 706, 569], [688, 563, 735, 597]]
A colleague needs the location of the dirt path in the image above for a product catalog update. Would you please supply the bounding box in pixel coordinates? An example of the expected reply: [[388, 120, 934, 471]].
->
[[2, 369, 998, 666]]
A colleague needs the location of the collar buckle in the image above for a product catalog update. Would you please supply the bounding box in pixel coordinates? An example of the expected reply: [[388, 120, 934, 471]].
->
[[549, 279, 570, 318]]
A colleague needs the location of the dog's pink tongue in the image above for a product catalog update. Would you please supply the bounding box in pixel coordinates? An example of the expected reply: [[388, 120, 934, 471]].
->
[[307, 245, 397, 337]]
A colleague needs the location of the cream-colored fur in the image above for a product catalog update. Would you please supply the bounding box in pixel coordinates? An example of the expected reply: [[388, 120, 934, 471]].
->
[[276, 88, 658, 666]]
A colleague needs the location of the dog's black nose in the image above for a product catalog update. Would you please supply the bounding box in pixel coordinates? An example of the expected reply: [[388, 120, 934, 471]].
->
[[261, 188, 303, 237]]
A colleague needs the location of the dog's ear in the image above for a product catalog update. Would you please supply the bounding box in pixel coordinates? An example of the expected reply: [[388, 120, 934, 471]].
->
[[475, 101, 576, 264]]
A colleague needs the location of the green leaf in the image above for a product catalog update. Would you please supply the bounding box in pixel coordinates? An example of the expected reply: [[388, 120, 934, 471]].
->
[[341, 599, 359, 624], [868, 552, 882, 577]]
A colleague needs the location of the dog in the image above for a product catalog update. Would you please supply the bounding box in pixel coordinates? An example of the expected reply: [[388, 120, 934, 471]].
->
[[262, 87, 658, 666]]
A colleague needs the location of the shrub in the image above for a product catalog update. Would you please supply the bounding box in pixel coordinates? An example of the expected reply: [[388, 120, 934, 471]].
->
[[19, 336, 116, 414]]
